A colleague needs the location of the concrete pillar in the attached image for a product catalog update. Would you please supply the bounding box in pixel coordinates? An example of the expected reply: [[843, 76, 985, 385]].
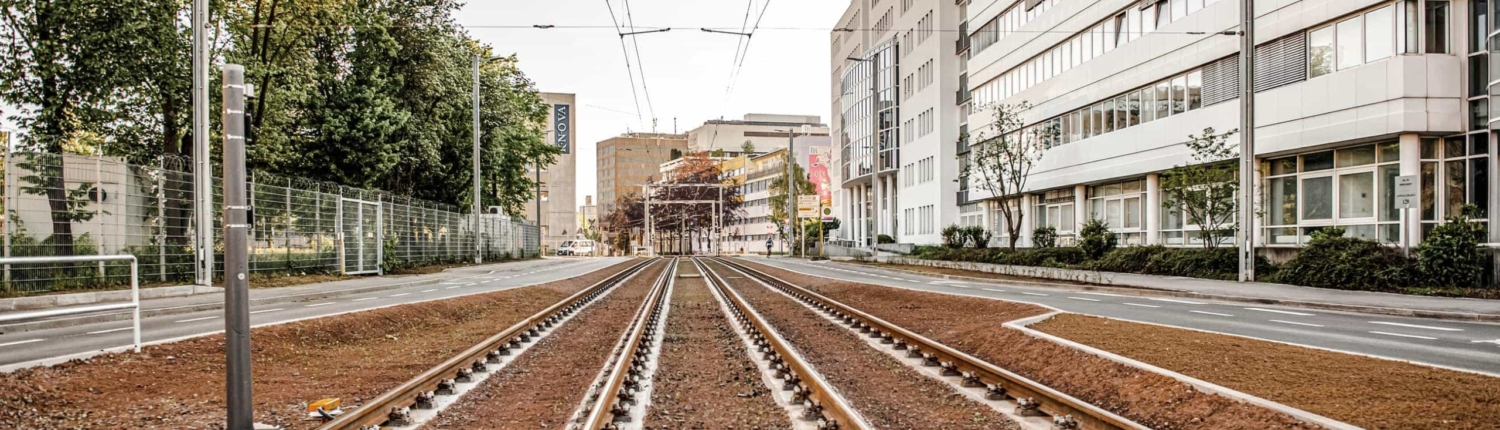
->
[[1146, 173, 1162, 245], [1073, 184, 1088, 235], [1399, 133, 1422, 246], [1020, 194, 1036, 247]]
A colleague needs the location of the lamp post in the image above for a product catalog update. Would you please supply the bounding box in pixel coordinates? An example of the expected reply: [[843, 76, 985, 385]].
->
[[472, 55, 504, 264]]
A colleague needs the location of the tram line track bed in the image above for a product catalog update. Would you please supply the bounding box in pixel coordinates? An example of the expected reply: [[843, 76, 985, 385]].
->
[[0, 260, 644, 430]]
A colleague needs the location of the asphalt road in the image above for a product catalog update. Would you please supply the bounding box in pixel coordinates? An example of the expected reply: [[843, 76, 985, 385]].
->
[[0, 257, 634, 369], [742, 257, 1500, 375]]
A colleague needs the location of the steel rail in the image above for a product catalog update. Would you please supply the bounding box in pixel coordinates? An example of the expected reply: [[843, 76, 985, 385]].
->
[[318, 258, 659, 430], [712, 257, 1149, 430], [580, 257, 676, 429], [695, 257, 870, 430]]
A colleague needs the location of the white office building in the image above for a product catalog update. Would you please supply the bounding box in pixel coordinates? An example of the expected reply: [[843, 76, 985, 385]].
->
[[961, 0, 1498, 252], [832, 0, 970, 246]]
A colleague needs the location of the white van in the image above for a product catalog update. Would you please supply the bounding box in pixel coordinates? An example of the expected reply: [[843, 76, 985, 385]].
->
[[569, 240, 596, 256]]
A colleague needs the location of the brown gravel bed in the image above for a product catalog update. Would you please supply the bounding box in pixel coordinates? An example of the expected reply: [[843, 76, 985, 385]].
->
[[0, 259, 641, 430], [704, 260, 1017, 430], [1034, 313, 1500, 429], [424, 260, 668, 429], [736, 259, 1314, 430], [644, 262, 790, 429]]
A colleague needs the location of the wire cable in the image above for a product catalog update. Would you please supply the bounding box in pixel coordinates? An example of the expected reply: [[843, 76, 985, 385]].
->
[[604, 0, 646, 130], [623, 0, 658, 128]]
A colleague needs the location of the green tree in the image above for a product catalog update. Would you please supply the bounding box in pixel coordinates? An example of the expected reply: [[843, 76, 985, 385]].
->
[[959, 102, 1048, 249], [741, 140, 755, 155], [769, 162, 814, 255], [1161, 127, 1239, 248]]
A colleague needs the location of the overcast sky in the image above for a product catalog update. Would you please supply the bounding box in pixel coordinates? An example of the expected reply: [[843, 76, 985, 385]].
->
[[457, 0, 849, 206]]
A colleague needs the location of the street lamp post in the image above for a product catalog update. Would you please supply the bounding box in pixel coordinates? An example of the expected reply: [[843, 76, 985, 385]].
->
[[472, 55, 504, 264], [1238, 0, 1257, 282]]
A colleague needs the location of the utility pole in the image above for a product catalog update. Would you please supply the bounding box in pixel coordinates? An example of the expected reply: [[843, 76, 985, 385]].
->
[[1238, 0, 1257, 282], [221, 64, 253, 430], [472, 56, 483, 264], [786, 130, 795, 258], [192, 0, 211, 286], [535, 154, 542, 253]]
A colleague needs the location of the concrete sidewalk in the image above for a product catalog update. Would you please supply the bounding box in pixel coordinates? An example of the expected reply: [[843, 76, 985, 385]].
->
[[840, 256, 1500, 322], [0, 258, 565, 332]]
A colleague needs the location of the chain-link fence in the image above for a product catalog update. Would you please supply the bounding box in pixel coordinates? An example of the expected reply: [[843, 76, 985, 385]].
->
[[1, 151, 538, 296]]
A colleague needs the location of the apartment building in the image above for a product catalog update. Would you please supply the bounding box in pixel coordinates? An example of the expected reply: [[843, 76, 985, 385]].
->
[[963, 0, 1496, 251], [525, 92, 578, 253], [685, 114, 831, 154], [832, 0, 968, 247], [726, 136, 833, 253]]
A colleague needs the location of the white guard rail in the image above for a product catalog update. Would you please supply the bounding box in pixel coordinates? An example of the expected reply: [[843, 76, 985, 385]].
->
[[0, 255, 141, 352]]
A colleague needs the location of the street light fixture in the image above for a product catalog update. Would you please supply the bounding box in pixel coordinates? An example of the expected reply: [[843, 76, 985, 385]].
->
[[473, 55, 505, 264]]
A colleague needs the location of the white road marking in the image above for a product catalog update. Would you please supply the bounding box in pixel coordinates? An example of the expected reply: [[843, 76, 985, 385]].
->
[[463, 283, 477, 286], [1020, 292, 1049, 296], [175, 316, 217, 323], [1245, 307, 1315, 316], [890, 278, 906, 281], [353, 297, 378, 302], [86, 327, 133, 335], [446, 286, 460, 289], [249, 308, 284, 315], [981, 288, 1007, 293], [1068, 297, 1101, 302], [305, 302, 335, 308], [949, 285, 971, 289], [1078, 292, 1126, 297], [0, 339, 45, 348], [390, 293, 411, 297], [1270, 319, 1324, 327], [1123, 303, 1160, 308], [1148, 298, 1207, 305], [1370, 331, 1438, 340], [421, 289, 438, 293], [1471, 339, 1500, 346], [1369, 321, 1464, 332], [1190, 310, 1235, 317]]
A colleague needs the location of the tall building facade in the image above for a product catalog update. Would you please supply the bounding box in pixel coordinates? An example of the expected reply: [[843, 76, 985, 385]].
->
[[525, 92, 578, 253], [727, 136, 833, 253], [961, 0, 1497, 251], [597, 132, 690, 214], [832, 0, 968, 246], [686, 114, 830, 154]]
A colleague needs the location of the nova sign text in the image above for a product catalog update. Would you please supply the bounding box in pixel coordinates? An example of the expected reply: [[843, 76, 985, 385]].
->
[[553, 104, 571, 154]]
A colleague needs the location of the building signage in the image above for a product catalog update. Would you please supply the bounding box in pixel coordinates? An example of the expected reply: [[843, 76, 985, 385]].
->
[[809, 147, 833, 219], [798, 195, 819, 218], [1394, 175, 1418, 209], [553, 104, 571, 154]]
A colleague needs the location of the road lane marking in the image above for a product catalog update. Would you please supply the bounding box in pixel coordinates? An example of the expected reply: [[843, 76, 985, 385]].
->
[[1068, 297, 1101, 302], [1077, 292, 1126, 297], [305, 302, 335, 308], [949, 285, 971, 289], [249, 308, 284, 315], [1148, 298, 1206, 305], [1244, 307, 1315, 316], [981, 288, 1007, 293], [175, 316, 217, 323], [1270, 319, 1324, 327], [1123, 303, 1160, 308], [1190, 310, 1235, 317], [353, 297, 377, 302], [1020, 292, 1049, 296], [86, 327, 133, 335], [421, 289, 438, 293], [446, 286, 461, 289], [1370, 331, 1438, 340], [390, 293, 411, 297], [0, 339, 45, 348], [463, 283, 477, 286], [1369, 321, 1464, 332], [890, 278, 906, 281]]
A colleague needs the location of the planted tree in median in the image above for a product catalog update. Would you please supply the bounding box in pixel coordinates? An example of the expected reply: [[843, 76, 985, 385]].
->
[[959, 102, 1049, 249], [1161, 127, 1240, 248]]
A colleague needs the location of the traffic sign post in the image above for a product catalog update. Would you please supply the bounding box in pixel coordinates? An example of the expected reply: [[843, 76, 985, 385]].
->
[[1395, 175, 1418, 257]]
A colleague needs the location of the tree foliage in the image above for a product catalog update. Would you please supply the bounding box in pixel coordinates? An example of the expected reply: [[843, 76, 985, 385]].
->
[[769, 159, 814, 255], [600, 153, 743, 254], [1161, 127, 1239, 248], [959, 102, 1047, 249]]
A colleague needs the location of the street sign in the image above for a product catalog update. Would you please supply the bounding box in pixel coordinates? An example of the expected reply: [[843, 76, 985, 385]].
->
[[820, 206, 834, 219], [797, 195, 818, 218], [1394, 175, 1418, 209]]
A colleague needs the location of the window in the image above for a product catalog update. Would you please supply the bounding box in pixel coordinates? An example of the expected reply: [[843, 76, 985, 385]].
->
[[1171, 75, 1187, 114], [1420, 137, 1490, 234], [1187, 71, 1203, 110], [1473, 0, 1488, 54], [1265, 143, 1404, 245], [1337, 17, 1363, 70], [1427, 0, 1450, 53], [1088, 180, 1147, 245], [1309, 26, 1335, 77], [1365, 5, 1395, 62]]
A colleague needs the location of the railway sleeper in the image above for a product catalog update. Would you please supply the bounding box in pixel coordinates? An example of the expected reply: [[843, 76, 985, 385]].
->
[[471, 360, 488, 373], [985, 384, 1007, 400], [1052, 414, 1080, 430], [940, 361, 960, 376], [961, 371, 984, 387], [455, 368, 475, 383], [1016, 397, 1042, 416], [435, 378, 457, 395], [386, 406, 413, 427], [414, 390, 437, 409]]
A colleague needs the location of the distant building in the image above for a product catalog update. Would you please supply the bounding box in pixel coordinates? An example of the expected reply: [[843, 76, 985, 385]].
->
[[524, 92, 578, 253], [597, 132, 690, 253], [686, 114, 830, 155], [578, 195, 598, 239], [729, 136, 831, 253]]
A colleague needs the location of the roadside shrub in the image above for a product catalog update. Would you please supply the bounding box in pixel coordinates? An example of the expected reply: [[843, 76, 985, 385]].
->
[[1273, 227, 1417, 291], [1078, 219, 1117, 260], [1085, 245, 1170, 273], [1418, 206, 1487, 288], [941, 225, 964, 248], [1031, 226, 1058, 248], [995, 247, 1087, 267], [1142, 247, 1241, 280], [877, 234, 896, 244], [962, 226, 992, 249]]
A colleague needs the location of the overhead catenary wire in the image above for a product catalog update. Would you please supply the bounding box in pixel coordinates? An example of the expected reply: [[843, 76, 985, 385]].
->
[[623, 0, 659, 129], [604, 0, 646, 131], [252, 22, 1234, 36]]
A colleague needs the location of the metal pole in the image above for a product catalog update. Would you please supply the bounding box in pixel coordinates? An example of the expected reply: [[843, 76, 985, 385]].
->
[[535, 155, 542, 253], [645, 185, 652, 256], [157, 166, 166, 281], [786, 131, 795, 257], [472, 56, 482, 264], [3, 133, 11, 288], [193, 0, 212, 286], [221, 64, 254, 430], [1238, 0, 1257, 282], [869, 57, 880, 250]]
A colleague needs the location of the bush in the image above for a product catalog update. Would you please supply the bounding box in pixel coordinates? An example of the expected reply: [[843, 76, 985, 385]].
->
[[1142, 247, 1243, 280], [1418, 206, 1487, 288], [1031, 226, 1058, 248], [1078, 219, 1117, 260], [962, 226, 992, 249], [1085, 245, 1170, 273], [1272, 227, 1417, 291], [941, 225, 964, 248], [877, 234, 896, 244], [994, 247, 1087, 267]]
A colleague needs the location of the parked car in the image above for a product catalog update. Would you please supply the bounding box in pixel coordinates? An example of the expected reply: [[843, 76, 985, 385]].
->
[[556, 240, 574, 256], [570, 240, 596, 256]]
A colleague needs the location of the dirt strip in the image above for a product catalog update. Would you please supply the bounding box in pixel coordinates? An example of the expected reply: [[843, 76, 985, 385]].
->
[[1034, 313, 1500, 429], [424, 260, 668, 429], [706, 260, 1017, 430], [736, 259, 1314, 430], [0, 259, 641, 430], [644, 262, 790, 429]]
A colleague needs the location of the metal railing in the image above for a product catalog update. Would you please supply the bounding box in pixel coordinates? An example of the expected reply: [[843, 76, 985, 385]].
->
[[0, 255, 140, 352]]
